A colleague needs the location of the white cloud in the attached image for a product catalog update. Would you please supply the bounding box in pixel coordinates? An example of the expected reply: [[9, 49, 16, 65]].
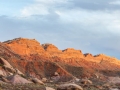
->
[[109, 1, 120, 5], [35, 0, 68, 4], [55, 8, 120, 34], [21, 4, 49, 17], [20, 0, 68, 17]]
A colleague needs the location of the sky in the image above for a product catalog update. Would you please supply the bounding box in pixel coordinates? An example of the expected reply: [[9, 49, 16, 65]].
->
[[0, 0, 120, 59]]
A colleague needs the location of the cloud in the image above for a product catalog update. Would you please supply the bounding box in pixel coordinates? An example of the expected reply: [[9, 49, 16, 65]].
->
[[21, 4, 49, 17], [20, 0, 69, 17], [68, 0, 120, 11], [1, 0, 120, 59], [109, 1, 120, 5]]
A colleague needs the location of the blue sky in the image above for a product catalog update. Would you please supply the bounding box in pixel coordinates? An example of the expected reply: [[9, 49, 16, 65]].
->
[[0, 0, 120, 59]]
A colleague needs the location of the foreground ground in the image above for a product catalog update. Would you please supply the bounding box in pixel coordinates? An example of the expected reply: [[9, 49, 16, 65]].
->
[[0, 82, 120, 90]]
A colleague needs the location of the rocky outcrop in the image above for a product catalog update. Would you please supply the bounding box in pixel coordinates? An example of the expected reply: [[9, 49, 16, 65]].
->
[[0, 57, 24, 76], [42, 43, 62, 57], [62, 48, 84, 58], [1, 37, 120, 81], [84, 53, 93, 58], [94, 54, 119, 63], [4, 38, 45, 56], [0, 57, 14, 71], [4, 38, 120, 64], [42, 43, 61, 52]]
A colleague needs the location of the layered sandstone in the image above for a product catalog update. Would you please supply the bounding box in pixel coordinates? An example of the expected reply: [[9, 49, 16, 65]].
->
[[0, 42, 73, 80], [94, 54, 119, 64], [61, 48, 84, 59], [4, 38, 45, 56], [1, 37, 120, 79], [42, 43, 62, 57], [3, 38, 120, 64]]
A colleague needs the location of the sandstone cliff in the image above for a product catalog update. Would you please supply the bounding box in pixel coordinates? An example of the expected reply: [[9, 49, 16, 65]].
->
[[1, 38, 120, 80]]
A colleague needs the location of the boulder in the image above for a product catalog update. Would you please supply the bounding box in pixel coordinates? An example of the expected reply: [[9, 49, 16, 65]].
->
[[0, 57, 15, 73], [42, 78, 48, 83], [73, 77, 80, 82], [0, 57, 13, 70], [108, 77, 120, 84], [46, 87, 55, 90], [69, 77, 80, 83], [7, 74, 32, 84], [0, 70, 7, 76], [57, 83, 83, 90], [51, 75, 60, 82], [54, 72, 59, 76], [1, 77, 10, 83], [80, 79, 92, 85], [0, 57, 11, 67], [15, 69, 24, 75], [31, 78, 44, 85]]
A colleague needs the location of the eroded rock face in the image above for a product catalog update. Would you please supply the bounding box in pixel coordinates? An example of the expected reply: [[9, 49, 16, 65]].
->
[[42, 43, 62, 57], [2, 37, 120, 81], [62, 48, 84, 58], [4, 38, 120, 64], [84, 53, 93, 58], [4, 38, 45, 56], [94, 54, 117, 62], [42, 43, 61, 52]]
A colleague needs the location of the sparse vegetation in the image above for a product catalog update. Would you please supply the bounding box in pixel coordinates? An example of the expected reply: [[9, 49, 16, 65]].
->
[[0, 83, 45, 90]]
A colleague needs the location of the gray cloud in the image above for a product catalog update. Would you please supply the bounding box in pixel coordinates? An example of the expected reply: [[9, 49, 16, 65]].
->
[[69, 0, 120, 11]]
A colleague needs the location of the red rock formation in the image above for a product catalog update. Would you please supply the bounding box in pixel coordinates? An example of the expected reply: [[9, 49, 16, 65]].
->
[[61, 48, 84, 59], [42, 43, 62, 57], [93, 54, 119, 64], [0, 41, 73, 80], [1, 37, 120, 80], [4, 38, 45, 56], [42, 43, 60, 52], [3, 38, 120, 66]]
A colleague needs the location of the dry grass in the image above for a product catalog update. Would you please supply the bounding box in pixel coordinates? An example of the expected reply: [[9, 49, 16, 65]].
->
[[0, 83, 45, 90]]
